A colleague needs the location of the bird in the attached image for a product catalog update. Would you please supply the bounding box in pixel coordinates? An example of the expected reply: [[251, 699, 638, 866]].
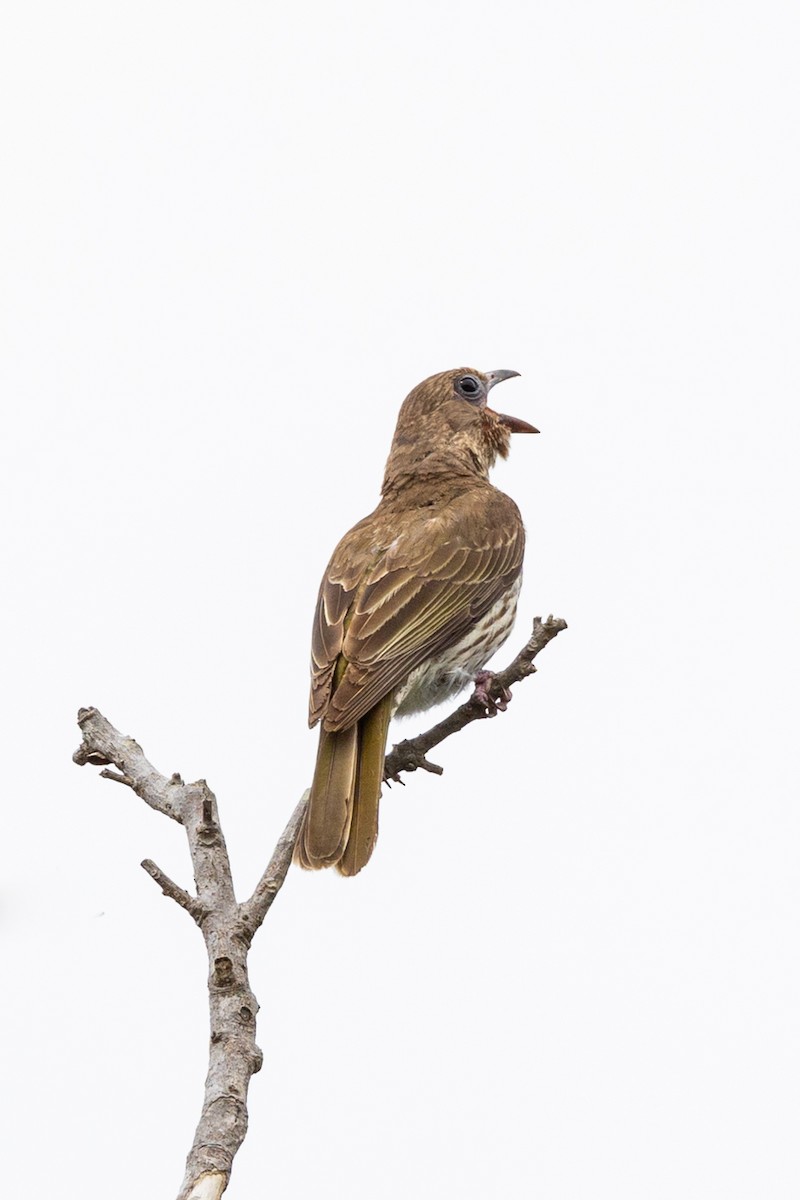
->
[[294, 367, 538, 876]]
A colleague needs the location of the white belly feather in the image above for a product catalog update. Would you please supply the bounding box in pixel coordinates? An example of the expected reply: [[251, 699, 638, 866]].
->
[[392, 575, 522, 718]]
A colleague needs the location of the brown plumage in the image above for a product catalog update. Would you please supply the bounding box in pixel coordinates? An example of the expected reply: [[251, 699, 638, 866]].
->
[[294, 367, 538, 876]]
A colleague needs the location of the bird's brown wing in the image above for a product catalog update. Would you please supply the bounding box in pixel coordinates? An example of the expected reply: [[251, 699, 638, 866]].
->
[[309, 490, 524, 733]]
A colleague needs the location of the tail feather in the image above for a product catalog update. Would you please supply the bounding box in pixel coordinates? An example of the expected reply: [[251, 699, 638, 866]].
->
[[338, 695, 393, 877], [295, 696, 393, 875], [295, 724, 357, 869]]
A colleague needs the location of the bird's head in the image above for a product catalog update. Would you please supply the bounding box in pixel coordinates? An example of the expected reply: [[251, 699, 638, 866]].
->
[[385, 367, 538, 488]]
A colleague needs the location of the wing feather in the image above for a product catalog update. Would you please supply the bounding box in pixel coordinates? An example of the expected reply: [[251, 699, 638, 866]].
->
[[309, 489, 524, 732]]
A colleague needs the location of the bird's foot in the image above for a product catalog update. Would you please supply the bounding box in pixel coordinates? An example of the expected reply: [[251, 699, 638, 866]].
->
[[472, 670, 512, 718]]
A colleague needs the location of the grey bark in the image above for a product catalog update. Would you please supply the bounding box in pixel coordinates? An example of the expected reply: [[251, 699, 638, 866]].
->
[[72, 613, 566, 1197]]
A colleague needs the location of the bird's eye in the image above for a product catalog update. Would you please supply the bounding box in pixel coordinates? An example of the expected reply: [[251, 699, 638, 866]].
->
[[456, 375, 483, 401]]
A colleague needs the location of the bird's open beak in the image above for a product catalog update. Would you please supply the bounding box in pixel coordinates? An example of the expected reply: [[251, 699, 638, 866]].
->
[[484, 369, 539, 434]]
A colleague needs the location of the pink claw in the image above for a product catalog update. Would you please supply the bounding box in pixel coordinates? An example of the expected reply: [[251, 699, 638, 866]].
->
[[472, 670, 513, 717]]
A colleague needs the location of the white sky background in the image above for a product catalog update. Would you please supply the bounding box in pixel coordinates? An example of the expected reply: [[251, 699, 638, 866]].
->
[[1, 1, 798, 1196]]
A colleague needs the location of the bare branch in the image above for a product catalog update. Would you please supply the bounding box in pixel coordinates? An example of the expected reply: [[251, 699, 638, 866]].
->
[[141, 859, 206, 924], [384, 614, 568, 780], [74, 707, 182, 822], [73, 708, 269, 1199], [384, 742, 444, 779], [240, 790, 309, 933], [182, 1175, 227, 1200], [99, 767, 135, 787], [183, 1173, 227, 1200], [72, 611, 567, 1196]]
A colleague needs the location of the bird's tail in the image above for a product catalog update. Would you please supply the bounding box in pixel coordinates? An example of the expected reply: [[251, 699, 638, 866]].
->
[[294, 695, 393, 876]]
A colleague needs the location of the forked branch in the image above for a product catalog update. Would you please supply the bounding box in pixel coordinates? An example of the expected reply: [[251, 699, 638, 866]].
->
[[72, 612, 566, 1198]]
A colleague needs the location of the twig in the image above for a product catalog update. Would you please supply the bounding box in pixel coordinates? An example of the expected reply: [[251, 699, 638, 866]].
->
[[73, 708, 182, 822], [141, 858, 206, 924], [240, 792, 309, 934], [99, 767, 135, 787], [384, 614, 568, 780]]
